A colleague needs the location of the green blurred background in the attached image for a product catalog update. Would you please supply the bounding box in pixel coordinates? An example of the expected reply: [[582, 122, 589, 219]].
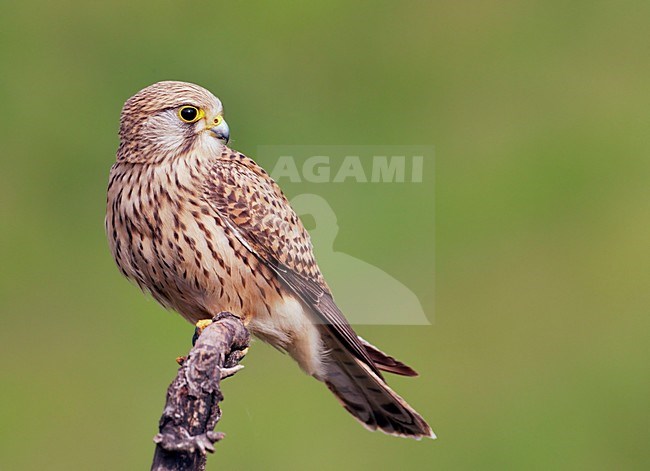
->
[[1, 1, 648, 469]]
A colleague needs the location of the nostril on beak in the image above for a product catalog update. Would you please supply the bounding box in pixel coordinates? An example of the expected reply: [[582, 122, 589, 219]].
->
[[210, 120, 230, 144]]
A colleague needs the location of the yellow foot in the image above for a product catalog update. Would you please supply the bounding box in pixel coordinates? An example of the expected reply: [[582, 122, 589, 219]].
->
[[195, 319, 213, 333], [192, 319, 213, 346]]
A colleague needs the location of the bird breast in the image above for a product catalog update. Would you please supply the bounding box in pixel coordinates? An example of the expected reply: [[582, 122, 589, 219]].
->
[[106, 156, 287, 326]]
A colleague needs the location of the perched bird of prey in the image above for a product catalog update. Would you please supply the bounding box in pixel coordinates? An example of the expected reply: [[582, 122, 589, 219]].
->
[[106, 81, 434, 439]]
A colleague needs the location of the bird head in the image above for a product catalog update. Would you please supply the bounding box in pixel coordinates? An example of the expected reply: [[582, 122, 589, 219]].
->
[[117, 81, 230, 164]]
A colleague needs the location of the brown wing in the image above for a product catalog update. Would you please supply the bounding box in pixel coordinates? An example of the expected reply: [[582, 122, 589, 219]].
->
[[203, 151, 382, 377]]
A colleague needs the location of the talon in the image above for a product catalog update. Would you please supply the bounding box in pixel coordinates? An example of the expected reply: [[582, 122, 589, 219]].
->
[[220, 364, 244, 379], [176, 356, 187, 365]]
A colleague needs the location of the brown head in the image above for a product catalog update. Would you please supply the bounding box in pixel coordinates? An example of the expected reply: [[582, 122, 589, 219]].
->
[[117, 81, 230, 164]]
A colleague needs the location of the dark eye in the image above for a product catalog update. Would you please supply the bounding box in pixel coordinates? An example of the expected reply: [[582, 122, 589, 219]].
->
[[178, 106, 201, 123]]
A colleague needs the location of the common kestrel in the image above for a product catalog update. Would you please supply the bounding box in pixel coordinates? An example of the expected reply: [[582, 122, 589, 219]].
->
[[106, 81, 434, 439]]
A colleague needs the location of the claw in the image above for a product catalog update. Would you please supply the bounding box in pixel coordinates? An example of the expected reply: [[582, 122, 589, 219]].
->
[[176, 356, 187, 366]]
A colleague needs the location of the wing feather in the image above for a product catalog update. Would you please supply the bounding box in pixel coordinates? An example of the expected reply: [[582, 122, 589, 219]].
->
[[203, 152, 382, 377]]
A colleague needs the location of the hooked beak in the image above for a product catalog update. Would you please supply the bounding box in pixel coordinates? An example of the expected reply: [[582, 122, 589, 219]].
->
[[209, 118, 230, 144]]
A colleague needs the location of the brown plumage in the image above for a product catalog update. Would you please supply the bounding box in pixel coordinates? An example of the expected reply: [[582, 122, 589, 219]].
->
[[106, 81, 435, 439]]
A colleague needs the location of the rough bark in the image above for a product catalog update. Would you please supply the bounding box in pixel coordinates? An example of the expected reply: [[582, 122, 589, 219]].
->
[[151, 312, 250, 471]]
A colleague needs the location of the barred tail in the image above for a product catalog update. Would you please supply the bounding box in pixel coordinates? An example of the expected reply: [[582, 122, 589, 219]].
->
[[319, 335, 435, 439]]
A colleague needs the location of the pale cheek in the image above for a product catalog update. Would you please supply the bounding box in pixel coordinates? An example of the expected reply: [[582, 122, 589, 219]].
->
[[159, 133, 189, 152], [197, 132, 226, 156], [142, 114, 190, 154]]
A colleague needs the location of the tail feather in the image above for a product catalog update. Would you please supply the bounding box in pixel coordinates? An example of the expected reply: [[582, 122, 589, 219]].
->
[[359, 336, 419, 377], [320, 335, 435, 439]]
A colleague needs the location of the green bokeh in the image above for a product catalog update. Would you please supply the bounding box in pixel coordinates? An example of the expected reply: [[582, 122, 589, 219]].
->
[[1, 1, 648, 469]]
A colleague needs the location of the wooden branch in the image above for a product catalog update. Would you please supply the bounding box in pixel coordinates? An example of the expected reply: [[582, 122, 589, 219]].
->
[[151, 312, 250, 471]]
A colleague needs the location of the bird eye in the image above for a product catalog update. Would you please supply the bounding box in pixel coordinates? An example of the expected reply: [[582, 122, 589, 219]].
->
[[178, 106, 201, 123]]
